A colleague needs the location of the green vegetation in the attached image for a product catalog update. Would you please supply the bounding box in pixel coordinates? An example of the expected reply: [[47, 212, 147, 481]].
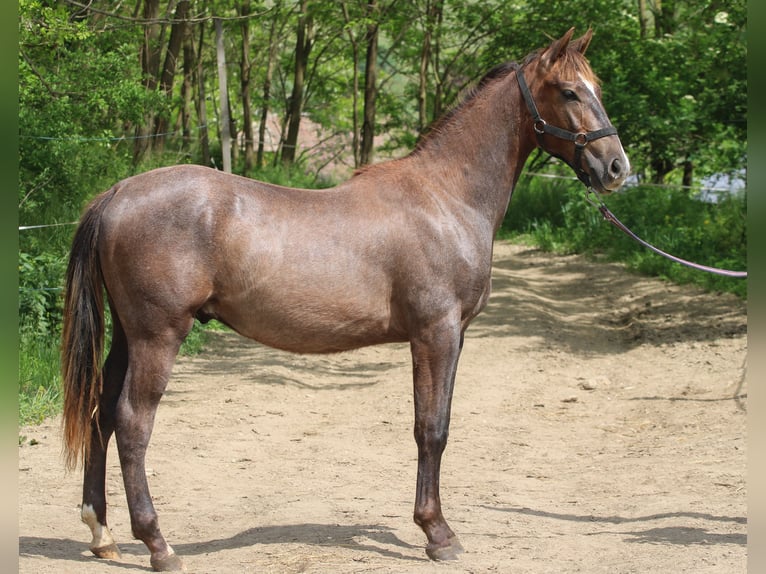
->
[[501, 174, 747, 298], [19, 0, 746, 426]]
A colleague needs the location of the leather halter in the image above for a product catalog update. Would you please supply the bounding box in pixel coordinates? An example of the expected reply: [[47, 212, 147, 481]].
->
[[512, 63, 618, 188]]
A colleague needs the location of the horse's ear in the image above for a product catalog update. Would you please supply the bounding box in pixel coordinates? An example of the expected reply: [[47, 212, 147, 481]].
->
[[540, 27, 575, 69], [571, 28, 593, 55]]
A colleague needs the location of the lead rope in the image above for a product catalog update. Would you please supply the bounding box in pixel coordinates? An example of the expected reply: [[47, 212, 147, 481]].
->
[[584, 187, 747, 279]]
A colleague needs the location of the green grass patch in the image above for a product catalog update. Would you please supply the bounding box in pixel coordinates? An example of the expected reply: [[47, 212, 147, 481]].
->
[[18, 330, 62, 426], [18, 321, 211, 428], [502, 175, 747, 299]]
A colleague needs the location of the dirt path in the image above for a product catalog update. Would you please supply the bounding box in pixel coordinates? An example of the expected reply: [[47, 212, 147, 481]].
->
[[19, 241, 747, 573]]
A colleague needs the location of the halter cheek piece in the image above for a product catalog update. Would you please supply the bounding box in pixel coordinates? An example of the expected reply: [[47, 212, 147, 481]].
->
[[511, 63, 618, 188]]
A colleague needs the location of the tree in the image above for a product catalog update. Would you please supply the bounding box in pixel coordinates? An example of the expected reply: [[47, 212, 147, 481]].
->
[[238, 1, 255, 174], [281, 0, 313, 166], [153, 0, 190, 153], [255, 0, 287, 169], [19, 0, 746, 187], [360, 0, 380, 165]]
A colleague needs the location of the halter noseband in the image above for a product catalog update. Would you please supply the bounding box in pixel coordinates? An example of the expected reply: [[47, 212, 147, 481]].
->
[[512, 63, 618, 188]]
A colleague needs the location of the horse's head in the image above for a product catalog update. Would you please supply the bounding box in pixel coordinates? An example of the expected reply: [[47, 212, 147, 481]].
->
[[519, 28, 630, 193]]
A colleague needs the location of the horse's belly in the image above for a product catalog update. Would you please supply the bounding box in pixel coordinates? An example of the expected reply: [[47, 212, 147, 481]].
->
[[209, 285, 405, 354]]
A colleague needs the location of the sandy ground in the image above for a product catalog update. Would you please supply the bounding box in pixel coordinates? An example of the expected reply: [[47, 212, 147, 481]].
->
[[18, 241, 747, 573]]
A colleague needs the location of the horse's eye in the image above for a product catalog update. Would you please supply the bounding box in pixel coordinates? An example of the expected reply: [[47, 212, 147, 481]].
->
[[562, 89, 578, 102]]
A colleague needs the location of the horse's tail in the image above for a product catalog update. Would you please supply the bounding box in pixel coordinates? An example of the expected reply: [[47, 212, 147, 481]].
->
[[61, 188, 116, 471]]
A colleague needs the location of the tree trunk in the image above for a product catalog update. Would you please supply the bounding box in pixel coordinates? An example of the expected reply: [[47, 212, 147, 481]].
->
[[341, 1, 361, 168], [360, 0, 379, 166], [133, 0, 162, 164], [417, 1, 432, 135], [180, 21, 194, 151], [651, 157, 673, 184], [194, 21, 211, 167], [282, 0, 313, 166], [430, 0, 444, 122], [417, 0, 442, 134], [682, 159, 693, 189], [215, 18, 232, 173], [638, 0, 655, 39], [239, 1, 254, 175], [256, 2, 282, 170], [153, 0, 190, 152]]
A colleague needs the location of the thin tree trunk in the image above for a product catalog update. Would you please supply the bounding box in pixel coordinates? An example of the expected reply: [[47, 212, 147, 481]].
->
[[638, 0, 655, 39], [282, 0, 313, 166], [180, 21, 194, 151], [239, 1, 254, 175], [194, 21, 211, 166], [341, 1, 361, 168], [683, 159, 693, 188], [257, 4, 282, 169], [215, 18, 232, 173], [154, 0, 190, 153], [133, 0, 162, 164], [360, 0, 378, 166], [416, 0, 444, 133], [417, 6, 431, 134], [430, 0, 444, 122]]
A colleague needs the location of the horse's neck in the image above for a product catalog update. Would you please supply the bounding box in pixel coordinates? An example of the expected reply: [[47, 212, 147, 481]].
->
[[411, 74, 535, 231]]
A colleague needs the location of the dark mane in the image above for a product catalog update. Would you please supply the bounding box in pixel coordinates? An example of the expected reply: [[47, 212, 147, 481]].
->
[[411, 61, 517, 155]]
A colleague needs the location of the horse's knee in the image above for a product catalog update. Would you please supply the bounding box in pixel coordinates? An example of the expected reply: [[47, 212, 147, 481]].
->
[[129, 505, 159, 535]]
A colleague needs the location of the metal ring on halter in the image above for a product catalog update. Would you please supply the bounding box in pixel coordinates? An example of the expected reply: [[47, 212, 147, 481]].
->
[[533, 119, 546, 134], [574, 133, 588, 146]]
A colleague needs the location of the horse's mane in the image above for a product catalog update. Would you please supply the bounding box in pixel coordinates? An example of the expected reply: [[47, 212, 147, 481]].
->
[[352, 43, 600, 177], [411, 45, 601, 155], [410, 62, 517, 157]]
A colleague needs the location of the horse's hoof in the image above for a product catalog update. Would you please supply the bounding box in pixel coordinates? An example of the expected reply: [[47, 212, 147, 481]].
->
[[150, 552, 186, 572], [90, 542, 122, 560], [447, 535, 465, 554], [426, 536, 464, 561]]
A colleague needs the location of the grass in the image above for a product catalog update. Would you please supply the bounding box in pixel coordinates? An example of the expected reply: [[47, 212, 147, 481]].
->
[[19, 330, 63, 427], [501, 175, 747, 299], [18, 321, 211, 429]]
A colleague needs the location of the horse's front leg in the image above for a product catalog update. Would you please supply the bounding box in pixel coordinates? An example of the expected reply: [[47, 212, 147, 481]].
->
[[410, 318, 465, 560]]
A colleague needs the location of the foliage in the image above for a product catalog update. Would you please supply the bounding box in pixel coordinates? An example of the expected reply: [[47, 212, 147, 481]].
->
[[18, 0, 746, 424], [19, 329, 63, 426], [503, 176, 747, 298]]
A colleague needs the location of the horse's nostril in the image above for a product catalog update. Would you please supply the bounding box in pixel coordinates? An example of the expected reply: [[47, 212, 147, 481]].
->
[[610, 158, 622, 177]]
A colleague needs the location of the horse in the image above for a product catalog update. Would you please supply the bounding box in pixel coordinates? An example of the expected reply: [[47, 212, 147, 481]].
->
[[61, 28, 629, 571]]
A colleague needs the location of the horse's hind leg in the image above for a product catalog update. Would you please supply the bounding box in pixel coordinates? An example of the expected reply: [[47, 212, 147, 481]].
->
[[81, 311, 127, 560], [114, 328, 188, 572]]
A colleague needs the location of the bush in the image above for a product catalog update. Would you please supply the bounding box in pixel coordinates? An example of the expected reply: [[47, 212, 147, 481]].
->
[[501, 177, 747, 298]]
